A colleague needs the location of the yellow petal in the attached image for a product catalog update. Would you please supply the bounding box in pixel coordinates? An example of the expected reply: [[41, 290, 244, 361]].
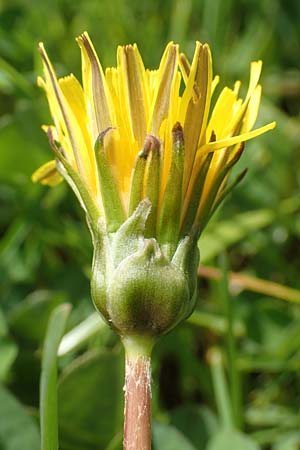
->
[[233, 80, 241, 95], [77, 32, 113, 141], [211, 75, 220, 94], [199, 121, 276, 155], [105, 66, 138, 196], [179, 42, 202, 120], [38, 43, 95, 192], [149, 42, 178, 136], [246, 61, 262, 100], [32, 160, 62, 186], [179, 52, 191, 85], [117, 44, 149, 147], [242, 85, 262, 132], [59, 75, 86, 122], [58, 74, 98, 187], [159, 70, 182, 197], [225, 61, 263, 135], [58, 74, 93, 151], [181, 43, 212, 193], [207, 87, 240, 139]]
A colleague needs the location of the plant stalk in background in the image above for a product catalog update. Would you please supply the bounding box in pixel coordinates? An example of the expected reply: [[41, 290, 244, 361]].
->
[[33, 32, 275, 449]]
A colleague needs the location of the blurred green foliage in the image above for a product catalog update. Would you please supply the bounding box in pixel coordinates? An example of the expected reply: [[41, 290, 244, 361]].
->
[[1, 0, 300, 449]]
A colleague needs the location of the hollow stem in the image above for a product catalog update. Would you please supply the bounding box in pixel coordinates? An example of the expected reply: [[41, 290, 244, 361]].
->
[[122, 336, 155, 450]]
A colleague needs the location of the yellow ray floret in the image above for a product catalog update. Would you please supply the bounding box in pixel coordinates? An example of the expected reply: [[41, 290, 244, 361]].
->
[[32, 160, 62, 186], [33, 33, 275, 238]]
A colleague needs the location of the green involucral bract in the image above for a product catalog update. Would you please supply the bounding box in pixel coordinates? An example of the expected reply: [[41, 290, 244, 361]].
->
[[91, 199, 199, 337]]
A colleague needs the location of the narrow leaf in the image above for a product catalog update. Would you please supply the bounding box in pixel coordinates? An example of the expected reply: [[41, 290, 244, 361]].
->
[[207, 347, 234, 429], [40, 303, 71, 450]]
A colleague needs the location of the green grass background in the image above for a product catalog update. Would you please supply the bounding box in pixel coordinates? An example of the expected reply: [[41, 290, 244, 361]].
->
[[1, 0, 300, 449]]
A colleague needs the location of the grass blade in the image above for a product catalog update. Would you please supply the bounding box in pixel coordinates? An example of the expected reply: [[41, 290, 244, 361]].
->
[[58, 312, 106, 357], [207, 347, 233, 429], [40, 303, 71, 450], [218, 254, 242, 428]]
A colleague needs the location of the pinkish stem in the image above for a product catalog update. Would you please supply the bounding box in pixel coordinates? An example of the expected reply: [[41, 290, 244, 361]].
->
[[122, 336, 154, 450]]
